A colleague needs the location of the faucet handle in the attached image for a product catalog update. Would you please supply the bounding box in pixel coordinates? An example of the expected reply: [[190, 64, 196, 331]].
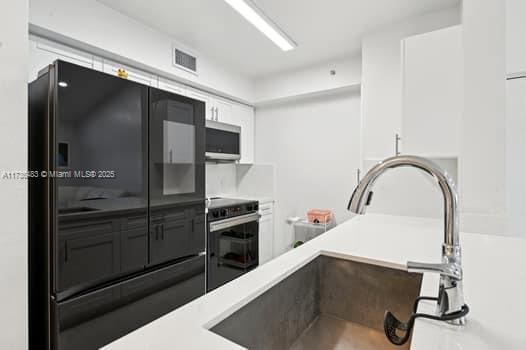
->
[[407, 261, 462, 280]]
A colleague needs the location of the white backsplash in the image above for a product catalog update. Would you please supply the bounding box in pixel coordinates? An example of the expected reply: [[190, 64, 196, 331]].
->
[[206, 163, 237, 197], [206, 163, 275, 199]]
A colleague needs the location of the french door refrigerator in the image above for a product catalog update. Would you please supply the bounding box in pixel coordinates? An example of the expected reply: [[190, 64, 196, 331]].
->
[[29, 60, 206, 350]]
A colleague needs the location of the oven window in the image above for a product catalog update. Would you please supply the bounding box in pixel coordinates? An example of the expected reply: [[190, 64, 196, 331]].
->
[[217, 221, 258, 270], [206, 128, 240, 155]]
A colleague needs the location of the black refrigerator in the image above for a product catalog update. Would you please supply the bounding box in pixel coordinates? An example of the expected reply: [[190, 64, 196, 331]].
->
[[29, 60, 206, 350]]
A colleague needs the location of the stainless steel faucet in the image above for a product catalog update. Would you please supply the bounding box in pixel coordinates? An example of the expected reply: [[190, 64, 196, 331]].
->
[[348, 155, 466, 325]]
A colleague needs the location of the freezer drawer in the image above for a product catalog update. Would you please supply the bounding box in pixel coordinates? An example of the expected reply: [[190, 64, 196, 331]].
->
[[55, 255, 205, 350]]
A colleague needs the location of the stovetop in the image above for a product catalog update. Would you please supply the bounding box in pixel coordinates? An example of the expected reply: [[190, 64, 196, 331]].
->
[[206, 197, 256, 210]]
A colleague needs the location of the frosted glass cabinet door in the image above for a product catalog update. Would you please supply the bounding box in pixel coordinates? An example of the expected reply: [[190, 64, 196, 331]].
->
[[149, 88, 205, 202]]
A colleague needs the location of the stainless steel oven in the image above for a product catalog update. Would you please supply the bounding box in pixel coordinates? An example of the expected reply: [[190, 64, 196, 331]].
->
[[205, 120, 241, 161], [207, 199, 259, 291]]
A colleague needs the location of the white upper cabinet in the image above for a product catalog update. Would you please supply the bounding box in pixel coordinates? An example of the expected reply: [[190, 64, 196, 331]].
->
[[186, 88, 214, 120], [401, 25, 462, 157], [231, 103, 255, 164], [29, 36, 256, 165], [185, 89, 237, 126], [212, 97, 234, 124], [29, 37, 96, 81], [158, 77, 186, 96], [102, 59, 158, 87]]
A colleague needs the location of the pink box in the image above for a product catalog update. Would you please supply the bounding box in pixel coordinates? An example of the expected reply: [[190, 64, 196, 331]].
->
[[307, 209, 332, 224]]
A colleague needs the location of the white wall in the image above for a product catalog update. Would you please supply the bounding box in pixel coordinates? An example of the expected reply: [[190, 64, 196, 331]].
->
[[255, 90, 361, 255], [460, 0, 507, 234], [0, 1, 28, 348], [254, 56, 362, 105], [29, 0, 255, 103], [361, 7, 461, 160]]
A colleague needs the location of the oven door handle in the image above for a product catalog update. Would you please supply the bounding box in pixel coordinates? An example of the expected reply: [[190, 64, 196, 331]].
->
[[209, 213, 261, 232]]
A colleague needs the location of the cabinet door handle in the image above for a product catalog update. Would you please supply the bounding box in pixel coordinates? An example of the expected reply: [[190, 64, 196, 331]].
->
[[214, 107, 219, 121], [210, 106, 215, 119], [160, 224, 165, 240]]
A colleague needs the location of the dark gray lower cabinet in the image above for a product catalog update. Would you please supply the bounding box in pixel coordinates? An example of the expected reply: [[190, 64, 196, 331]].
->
[[51, 205, 205, 349], [121, 228, 148, 273], [150, 217, 189, 264], [149, 204, 206, 266], [57, 212, 149, 300], [58, 218, 121, 299], [56, 255, 205, 350]]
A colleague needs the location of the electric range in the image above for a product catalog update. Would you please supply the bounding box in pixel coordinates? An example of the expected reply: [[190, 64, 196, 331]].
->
[[206, 197, 260, 292]]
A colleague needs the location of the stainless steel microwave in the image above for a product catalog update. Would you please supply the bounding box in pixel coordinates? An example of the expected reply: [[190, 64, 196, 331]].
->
[[205, 120, 241, 161]]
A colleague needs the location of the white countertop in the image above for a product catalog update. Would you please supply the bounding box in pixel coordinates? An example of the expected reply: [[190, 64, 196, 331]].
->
[[104, 214, 526, 350]]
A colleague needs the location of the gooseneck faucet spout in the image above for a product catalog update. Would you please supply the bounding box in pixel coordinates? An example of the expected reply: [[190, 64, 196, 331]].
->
[[348, 155, 466, 324]]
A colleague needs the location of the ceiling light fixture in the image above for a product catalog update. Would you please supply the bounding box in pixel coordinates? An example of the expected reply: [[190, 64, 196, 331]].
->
[[223, 0, 297, 51]]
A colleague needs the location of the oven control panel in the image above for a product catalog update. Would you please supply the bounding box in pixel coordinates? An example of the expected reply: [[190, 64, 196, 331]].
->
[[208, 202, 259, 221]]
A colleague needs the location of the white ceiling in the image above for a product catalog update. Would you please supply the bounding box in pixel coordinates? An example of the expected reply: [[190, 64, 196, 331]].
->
[[98, 0, 459, 78]]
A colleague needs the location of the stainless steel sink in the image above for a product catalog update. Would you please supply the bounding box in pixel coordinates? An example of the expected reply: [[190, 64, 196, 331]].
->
[[210, 256, 422, 350]]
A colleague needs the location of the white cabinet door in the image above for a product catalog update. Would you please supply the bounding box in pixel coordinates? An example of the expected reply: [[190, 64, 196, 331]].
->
[[258, 212, 274, 265], [506, 77, 526, 237], [186, 88, 214, 120], [231, 103, 255, 164], [158, 77, 186, 96], [507, 0, 526, 75], [29, 38, 95, 81], [102, 59, 158, 87], [213, 98, 233, 124], [402, 25, 462, 156]]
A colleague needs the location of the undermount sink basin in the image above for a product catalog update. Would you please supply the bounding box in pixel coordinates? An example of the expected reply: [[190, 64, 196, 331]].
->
[[211, 256, 422, 350]]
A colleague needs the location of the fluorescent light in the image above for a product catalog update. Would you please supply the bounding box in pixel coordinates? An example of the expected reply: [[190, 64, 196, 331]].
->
[[58, 81, 68, 87], [223, 0, 297, 51]]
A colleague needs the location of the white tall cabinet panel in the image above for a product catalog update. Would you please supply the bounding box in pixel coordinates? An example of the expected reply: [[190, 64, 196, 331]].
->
[[402, 25, 462, 156], [258, 202, 274, 264], [506, 78, 526, 237], [231, 104, 255, 164]]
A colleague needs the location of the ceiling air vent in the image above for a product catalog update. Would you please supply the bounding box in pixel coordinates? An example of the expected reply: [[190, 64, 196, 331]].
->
[[173, 48, 197, 74]]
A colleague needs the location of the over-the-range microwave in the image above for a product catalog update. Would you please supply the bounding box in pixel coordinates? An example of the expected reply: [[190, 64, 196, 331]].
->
[[205, 120, 241, 161]]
